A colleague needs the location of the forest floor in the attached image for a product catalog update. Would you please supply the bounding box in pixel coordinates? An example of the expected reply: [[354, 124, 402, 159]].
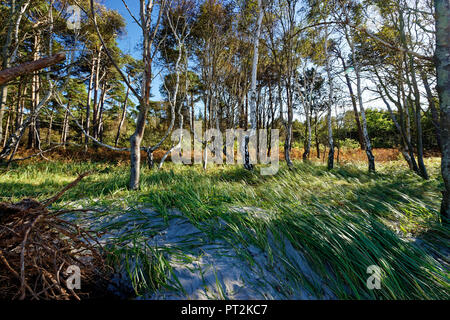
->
[[0, 156, 449, 299]]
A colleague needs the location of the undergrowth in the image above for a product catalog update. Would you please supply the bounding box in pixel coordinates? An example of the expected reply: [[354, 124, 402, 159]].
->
[[1, 158, 448, 299]]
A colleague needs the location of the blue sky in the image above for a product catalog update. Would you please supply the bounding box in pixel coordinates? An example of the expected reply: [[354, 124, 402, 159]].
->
[[101, 0, 383, 119], [105, 0, 163, 101], [106, 1, 141, 58]]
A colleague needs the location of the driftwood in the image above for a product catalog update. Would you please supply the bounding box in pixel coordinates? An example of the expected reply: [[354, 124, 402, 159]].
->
[[0, 52, 65, 86], [0, 171, 112, 300]]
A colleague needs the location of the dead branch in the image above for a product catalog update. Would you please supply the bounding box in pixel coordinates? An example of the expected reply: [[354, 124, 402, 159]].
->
[[42, 171, 91, 207], [0, 52, 66, 86], [0, 172, 111, 300]]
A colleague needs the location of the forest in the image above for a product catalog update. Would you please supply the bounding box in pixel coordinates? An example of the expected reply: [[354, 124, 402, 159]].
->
[[0, 0, 448, 301]]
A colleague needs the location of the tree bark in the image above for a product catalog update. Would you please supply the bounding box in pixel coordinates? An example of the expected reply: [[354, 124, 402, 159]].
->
[[0, 0, 31, 143], [2, 109, 11, 148], [97, 82, 108, 142], [27, 32, 42, 150], [434, 0, 450, 223], [343, 21, 374, 171], [115, 82, 130, 147], [46, 106, 54, 145], [338, 54, 364, 150], [128, 0, 163, 190], [92, 47, 102, 141], [244, 0, 263, 171], [303, 109, 311, 161], [353, 51, 375, 172], [398, 9, 428, 179], [410, 61, 428, 179], [61, 107, 69, 146], [315, 112, 320, 159], [324, 26, 334, 170], [0, 52, 65, 86], [421, 72, 442, 152], [85, 56, 96, 150]]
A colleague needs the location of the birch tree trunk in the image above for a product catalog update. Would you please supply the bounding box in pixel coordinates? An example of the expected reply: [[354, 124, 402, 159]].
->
[[324, 25, 334, 170], [349, 35, 375, 172], [315, 112, 320, 159], [244, 0, 263, 171], [303, 105, 311, 161], [434, 0, 450, 222], [28, 32, 41, 150], [92, 47, 102, 140], [115, 82, 130, 147], [46, 107, 54, 145], [85, 57, 96, 150], [409, 59, 428, 179], [421, 72, 442, 152], [338, 54, 364, 150], [129, 0, 163, 190], [398, 8, 428, 179]]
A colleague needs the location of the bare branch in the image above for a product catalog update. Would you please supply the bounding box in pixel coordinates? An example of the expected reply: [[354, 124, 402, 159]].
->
[[54, 91, 129, 152], [84, 0, 141, 101], [0, 52, 65, 86], [121, 0, 142, 28]]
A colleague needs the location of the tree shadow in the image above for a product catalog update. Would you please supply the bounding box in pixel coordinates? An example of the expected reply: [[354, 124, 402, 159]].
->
[[0, 173, 130, 203], [0, 181, 69, 200]]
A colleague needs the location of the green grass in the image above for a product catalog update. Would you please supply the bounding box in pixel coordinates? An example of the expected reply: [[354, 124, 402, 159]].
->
[[0, 158, 448, 299]]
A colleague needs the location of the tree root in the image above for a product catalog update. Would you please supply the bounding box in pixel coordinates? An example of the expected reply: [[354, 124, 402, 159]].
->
[[0, 172, 112, 300]]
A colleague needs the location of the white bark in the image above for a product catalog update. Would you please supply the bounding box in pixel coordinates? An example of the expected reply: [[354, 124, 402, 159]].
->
[[324, 24, 334, 169], [435, 0, 450, 221], [244, 0, 263, 170]]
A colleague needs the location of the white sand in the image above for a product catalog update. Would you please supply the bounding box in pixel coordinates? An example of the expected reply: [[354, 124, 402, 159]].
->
[[65, 205, 334, 300]]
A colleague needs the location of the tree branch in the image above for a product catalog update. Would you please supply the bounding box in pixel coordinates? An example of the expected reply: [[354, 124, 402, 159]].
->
[[0, 52, 65, 85], [85, 0, 141, 101]]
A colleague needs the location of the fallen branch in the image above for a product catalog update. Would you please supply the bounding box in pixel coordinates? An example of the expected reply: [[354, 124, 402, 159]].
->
[[0, 52, 66, 86], [0, 172, 111, 300], [42, 171, 91, 207]]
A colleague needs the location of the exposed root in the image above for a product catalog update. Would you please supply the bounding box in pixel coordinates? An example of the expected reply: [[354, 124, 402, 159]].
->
[[0, 172, 112, 300]]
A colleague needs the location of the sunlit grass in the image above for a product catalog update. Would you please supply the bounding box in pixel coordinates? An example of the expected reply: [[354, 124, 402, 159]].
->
[[0, 157, 448, 299]]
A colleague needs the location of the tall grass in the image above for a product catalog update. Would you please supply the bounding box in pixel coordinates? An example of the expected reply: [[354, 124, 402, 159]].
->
[[1, 158, 448, 299]]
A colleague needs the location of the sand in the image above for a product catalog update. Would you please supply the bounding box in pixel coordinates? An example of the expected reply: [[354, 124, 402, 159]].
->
[[64, 205, 334, 300]]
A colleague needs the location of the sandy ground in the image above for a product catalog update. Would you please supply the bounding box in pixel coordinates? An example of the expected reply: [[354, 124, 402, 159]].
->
[[65, 205, 334, 300]]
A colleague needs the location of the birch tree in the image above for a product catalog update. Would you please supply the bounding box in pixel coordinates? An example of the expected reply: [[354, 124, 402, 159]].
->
[[434, 0, 450, 222], [90, 0, 167, 189], [342, 21, 375, 171], [244, 0, 264, 170], [323, 23, 334, 170]]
